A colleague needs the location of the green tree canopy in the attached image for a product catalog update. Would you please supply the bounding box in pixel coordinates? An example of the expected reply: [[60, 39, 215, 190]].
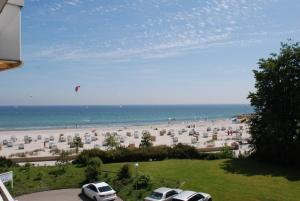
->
[[104, 133, 119, 150], [248, 41, 300, 165], [139, 132, 153, 148], [85, 157, 102, 182]]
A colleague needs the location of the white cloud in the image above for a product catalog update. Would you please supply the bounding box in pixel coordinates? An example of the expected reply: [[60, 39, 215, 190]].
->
[[26, 0, 281, 63]]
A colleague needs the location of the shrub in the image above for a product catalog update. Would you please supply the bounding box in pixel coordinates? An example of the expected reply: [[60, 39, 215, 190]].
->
[[136, 174, 151, 189], [56, 150, 70, 170], [0, 157, 16, 168], [117, 163, 131, 180], [170, 143, 199, 159], [74, 148, 106, 166], [85, 157, 102, 182], [220, 145, 234, 158], [34, 172, 43, 181], [88, 157, 103, 167], [74, 144, 234, 166]]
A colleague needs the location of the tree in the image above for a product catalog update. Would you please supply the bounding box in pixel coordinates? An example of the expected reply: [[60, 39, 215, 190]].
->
[[56, 150, 70, 170], [73, 136, 83, 154], [139, 132, 153, 148], [117, 163, 132, 180], [85, 157, 102, 182], [104, 133, 119, 150], [248, 41, 300, 165]]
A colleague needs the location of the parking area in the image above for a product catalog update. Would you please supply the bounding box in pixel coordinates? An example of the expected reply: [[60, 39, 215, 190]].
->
[[16, 188, 123, 201]]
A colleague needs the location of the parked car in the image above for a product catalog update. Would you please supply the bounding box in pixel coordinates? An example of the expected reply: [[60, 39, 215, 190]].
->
[[172, 191, 211, 201], [82, 182, 117, 201], [144, 187, 182, 201]]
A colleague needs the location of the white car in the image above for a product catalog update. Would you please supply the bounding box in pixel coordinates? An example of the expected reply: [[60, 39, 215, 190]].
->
[[144, 187, 182, 201], [82, 182, 117, 201], [172, 191, 212, 201]]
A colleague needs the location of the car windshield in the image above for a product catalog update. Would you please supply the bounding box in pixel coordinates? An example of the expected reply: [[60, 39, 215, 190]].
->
[[149, 192, 163, 199], [98, 186, 112, 192]]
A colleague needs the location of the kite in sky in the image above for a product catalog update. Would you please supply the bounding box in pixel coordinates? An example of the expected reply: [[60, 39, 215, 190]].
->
[[75, 85, 80, 92]]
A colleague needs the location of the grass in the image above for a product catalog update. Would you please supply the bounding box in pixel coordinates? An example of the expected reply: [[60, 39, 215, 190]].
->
[[3, 159, 300, 201]]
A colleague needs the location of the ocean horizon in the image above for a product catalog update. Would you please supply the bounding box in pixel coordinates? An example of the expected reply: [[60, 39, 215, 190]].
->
[[0, 104, 253, 131]]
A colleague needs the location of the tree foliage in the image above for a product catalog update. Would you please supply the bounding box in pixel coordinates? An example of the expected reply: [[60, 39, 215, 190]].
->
[[117, 163, 132, 180], [139, 132, 153, 148], [73, 136, 83, 154], [248, 41, 300, 165], [104, 133, 119, 150], [85, 157, 102, 182], [56, 150, 70, 170]]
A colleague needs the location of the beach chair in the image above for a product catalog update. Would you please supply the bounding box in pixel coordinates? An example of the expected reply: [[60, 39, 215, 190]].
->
[[2, 139, 8, 145], [18, 143, 24, 150], [134, 132, 139, 139], [202, 132, 208, 138], [191, 137, 197, 144], [7, 141, 13, 147]]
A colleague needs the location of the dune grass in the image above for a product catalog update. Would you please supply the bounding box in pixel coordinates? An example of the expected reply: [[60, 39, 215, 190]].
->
[[4, 159, 300, 201]]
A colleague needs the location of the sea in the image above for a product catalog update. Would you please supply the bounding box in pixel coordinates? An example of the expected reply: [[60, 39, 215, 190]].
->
[[0, 105, 253, 131]]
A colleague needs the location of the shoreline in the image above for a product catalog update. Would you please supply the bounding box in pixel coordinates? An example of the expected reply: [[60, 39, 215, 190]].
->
[[0, 118, 233, 132]]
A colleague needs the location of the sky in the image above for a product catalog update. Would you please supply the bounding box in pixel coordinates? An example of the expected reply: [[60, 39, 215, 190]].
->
[[0, 0, 300, 105]]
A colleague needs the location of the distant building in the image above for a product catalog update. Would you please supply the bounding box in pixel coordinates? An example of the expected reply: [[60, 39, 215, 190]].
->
[[0, 0, 24, 71]]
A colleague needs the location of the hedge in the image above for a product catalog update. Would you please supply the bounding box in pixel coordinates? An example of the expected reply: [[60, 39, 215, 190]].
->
[[73, 144, 232, 165]]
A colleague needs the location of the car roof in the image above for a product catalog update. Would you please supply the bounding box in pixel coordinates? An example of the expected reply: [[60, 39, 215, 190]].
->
[[93, 182, 110, 188], [153, 187, 173, 194], [173, 191, 196, 200]]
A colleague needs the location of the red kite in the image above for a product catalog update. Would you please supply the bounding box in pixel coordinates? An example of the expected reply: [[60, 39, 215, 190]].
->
[[75, 85, 80, 92]]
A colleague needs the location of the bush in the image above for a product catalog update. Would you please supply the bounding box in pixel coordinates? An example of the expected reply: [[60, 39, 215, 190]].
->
[[117, 163, 131, 180], [0, 157, 16, 168], [85, 157, 102, 182], [136, 174, 151, 189], [170, 143, 199, 159], [74, 148, 106, 166], [220, 145, 234, 158], [74, 144, 234, 166], [88, 157, 103, 167]]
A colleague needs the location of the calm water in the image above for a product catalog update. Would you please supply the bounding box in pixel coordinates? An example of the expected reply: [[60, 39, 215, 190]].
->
[[0, 105, 253, 131]]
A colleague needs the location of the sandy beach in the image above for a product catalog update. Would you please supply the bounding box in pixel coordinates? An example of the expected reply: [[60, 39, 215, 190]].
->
[[0, 119, 250, 159]]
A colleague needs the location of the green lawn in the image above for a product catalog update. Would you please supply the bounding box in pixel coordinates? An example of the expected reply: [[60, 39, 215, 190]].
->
[[4, 159, 300, 201]]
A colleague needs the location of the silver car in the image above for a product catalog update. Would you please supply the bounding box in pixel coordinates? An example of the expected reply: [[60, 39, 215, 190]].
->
[[172, 190, 212, 201], [144, 187, 182, 201]]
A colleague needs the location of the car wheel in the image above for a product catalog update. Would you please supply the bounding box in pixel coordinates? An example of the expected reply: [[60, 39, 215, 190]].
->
[[208, 198, 212, 201], [93, 196, 97, 201], [81, 189, 85, 196]]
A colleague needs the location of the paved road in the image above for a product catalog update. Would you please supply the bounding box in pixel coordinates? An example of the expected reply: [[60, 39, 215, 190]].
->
[[16, 188, 122, 201]]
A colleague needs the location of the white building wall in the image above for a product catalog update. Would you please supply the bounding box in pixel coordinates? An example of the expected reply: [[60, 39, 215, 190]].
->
[[0, 0, 24, 61]]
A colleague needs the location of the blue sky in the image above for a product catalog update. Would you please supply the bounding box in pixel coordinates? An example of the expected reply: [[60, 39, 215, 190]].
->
[[0, 0, 300, 105]]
